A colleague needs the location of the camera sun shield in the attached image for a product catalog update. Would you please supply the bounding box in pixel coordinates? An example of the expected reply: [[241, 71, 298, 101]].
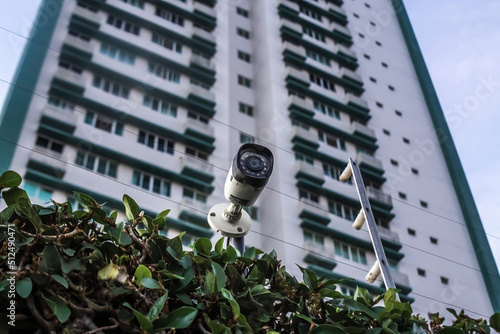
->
[[232, 143, 274, 188]]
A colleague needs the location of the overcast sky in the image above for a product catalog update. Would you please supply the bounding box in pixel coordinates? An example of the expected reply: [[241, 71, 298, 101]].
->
[[0, 1, 499, 272]]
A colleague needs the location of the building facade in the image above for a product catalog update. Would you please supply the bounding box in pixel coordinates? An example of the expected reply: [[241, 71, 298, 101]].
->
[[1, 0, 498, 317]]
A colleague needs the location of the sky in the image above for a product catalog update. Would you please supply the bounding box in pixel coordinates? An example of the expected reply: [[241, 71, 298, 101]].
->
[[0, 1, 499, 270]]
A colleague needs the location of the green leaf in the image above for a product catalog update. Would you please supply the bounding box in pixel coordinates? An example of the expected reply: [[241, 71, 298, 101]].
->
[[147, 293, 168, 322], [51, 274, 68, 288], [17, 196, 42, 229], [154, 209, 170, 230], [16, 278, 32, 299], [0, 171, 22, 189], [97, 262, 120, 281], [40, 244, 62, 274], [123, 194, 141, 221], [40, 293, 71, 323], [62, 248, 75, 256], [298, 266, 317, 291], [294, 313, 313, 323], [0, 204, 18, 224], [74, 192, 98, 210], [314, 324, 348, 334], [435, 328, 464, 334], [221, 288, 240, 318], [354, 287, 373, 306], [153, 306, 198, 331], [490, 313, 500, 332], [141, 277, 163, 290], [2, 186, 29, 206], [123, 302, 153, 331], [135, 264, 152, 287], [194, 238, 212, 256], [343, 299, 378, 319], [320, 288, 345, 299], [211, 262, 227, 292], [221, 246, 237, 264], [204, 270, 217, 298], [215, 237, 224, 255], [61, 258, 85, 274]]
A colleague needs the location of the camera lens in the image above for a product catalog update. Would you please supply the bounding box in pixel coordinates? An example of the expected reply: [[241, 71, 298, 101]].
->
[[245, 156, 264, 171]]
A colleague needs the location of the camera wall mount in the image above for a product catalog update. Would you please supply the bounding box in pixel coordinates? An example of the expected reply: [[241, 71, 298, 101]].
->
[[207, 203, 252, 238]]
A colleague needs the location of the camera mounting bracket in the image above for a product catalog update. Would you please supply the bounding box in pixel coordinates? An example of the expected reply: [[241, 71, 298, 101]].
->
[[207, 203, 252, 238]]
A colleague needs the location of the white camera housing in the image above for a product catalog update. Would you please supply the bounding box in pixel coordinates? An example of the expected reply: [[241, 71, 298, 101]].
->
[[208, 144, 274, 238]]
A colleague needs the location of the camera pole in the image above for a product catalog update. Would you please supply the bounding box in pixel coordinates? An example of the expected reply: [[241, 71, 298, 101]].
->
[[340, 158, 400, 301]]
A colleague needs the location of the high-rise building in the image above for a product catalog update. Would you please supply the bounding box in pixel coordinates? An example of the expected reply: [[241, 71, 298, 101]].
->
[[1, 0, 498, 317]]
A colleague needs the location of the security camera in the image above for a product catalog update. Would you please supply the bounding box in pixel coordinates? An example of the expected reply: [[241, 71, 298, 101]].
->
[[224, 143, 274, 207], [208, 144, 274, 239]]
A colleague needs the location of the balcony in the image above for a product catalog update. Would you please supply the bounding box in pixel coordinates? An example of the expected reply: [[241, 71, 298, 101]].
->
[[282, 41, 306, 61], [303, 246, 337, 270], [285, 67, 310, 88], [290, 126, 319, 149], [391, 270, 410, 288], [184, 118, 214, 138], [298, 199, 330, 225], [181, 154, 214, 177], [339, 68, 363, 86], [63, 35, 95, 54], [29, 149, 67, 178], [191, 27, 216, 45], [193, 2, 216, 20], [189, 54, 215, 72], [73, 6, 102, 26], [280, 19, 303, 38], [295, 160, 324, 185], [187, 84, 215, 106], [287, 95, 314, 117], [327, 3, 347, 20], [350, 121, 375, 140], [54, 68, 86, 88], [278, 0, 299, 13], [344, 93, 369, 114], [377, 225, 399, 243], [42, 104, 78, 129], [356, 152, 383, 171], [331, 22, 352, 45], [178, 197, 211, 217]]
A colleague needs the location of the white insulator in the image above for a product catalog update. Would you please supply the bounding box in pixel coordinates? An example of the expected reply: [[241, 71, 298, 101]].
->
[[365, 261, 381, 283]]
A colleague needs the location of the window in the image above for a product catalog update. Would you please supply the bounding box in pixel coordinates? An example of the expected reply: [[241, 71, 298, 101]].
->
[[369, 77, 377, 83], [334, 241, 367, 265], [365, 3, 371, 8], [138, 130, 175, 154], [407, 228, 416, 236], [375, 41, 382, 46], [92, 76, 130, 98], [353, 13, 360, 18], [35, 136, 63, 154], [340, 286, 355, 297], [240, 133, 255, 144], [430, 236, 438, 244], [303, 230, 324, 246], [417, 268, 426, 277], [77, 1, 98, 12], [84, 111, 124, 135], [68, 29, 90, 42], [239, 102, 254, 116], [318, 131, 346, 150], [237, 27, 250, 39], [381, 62, 388, 68], [152, 32, 182, 53], [187, 111, 209, 124], [237, 50, 251, 63], [75, 151, 118, 178], [292, 154, 312, 166], [309, 73, 336, 91], [237, 75, 252, 88], [313, 101, 339, 119], [395, 110, 403, 116], [358, 33, 365, 38], [48, 96, 75, 111], [59, 60, 82, 74], [186, 147, 208, 161], [420, 200, 428, 208], [398, 192, 407, 200], [100, 43, 135, 64], [243, 206, 258, 220], [147, 61, 181, 83], [155, 7, 184, 26], [390, 159, 398, 166], [299, 5, 321, 21], [306, 50, 330, 66], [388, 85, 395, 91], [299, 188, 319, 203], [133, 171, 171, 196], [143, 95, 178, 116], [23, 181, 53, 203], [383, 129, 390, 136], [121, 0, 144, 8], [411, 168, 419, 175], [323, 163, 351, 182], [303, 26, 325, 42], [106, 15, 140, 35], [328, 199, 358, 221], [236, 7, 249, 17], [376, 102, 383, 108], [369, 21, 376, 26], [403, 137, 410, 144], [183, 188, 207, 203], [363, 54, 371, 60], [441, 276, 449, 285]]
